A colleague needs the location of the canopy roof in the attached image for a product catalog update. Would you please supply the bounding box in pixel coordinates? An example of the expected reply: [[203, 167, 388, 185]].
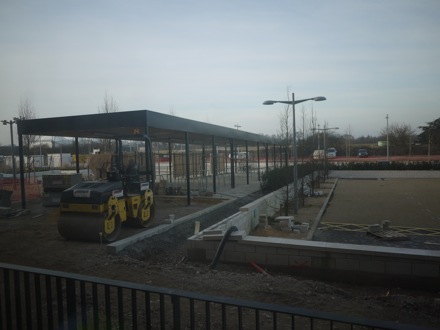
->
[[17, 109, 272, 146]]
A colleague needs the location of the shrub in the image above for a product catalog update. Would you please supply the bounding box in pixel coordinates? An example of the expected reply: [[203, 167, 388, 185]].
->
[[328, 161, 440, 171], [261, 163, 315, 192]]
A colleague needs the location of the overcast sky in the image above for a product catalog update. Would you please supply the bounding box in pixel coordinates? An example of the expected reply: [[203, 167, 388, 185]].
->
[[1, 0, 439, 145]]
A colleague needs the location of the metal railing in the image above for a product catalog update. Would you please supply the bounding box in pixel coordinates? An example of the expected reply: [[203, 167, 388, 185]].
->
[[0, 262, 430, 330]]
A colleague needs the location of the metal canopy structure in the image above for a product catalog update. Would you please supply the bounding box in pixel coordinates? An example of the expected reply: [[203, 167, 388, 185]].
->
[[17, 109, 270, 145], [16, 109, 274, 208]]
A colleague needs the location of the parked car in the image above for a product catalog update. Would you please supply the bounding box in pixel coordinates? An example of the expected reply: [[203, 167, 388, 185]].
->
[[327, 147, 337, 158], [358, 149, 368, 157]]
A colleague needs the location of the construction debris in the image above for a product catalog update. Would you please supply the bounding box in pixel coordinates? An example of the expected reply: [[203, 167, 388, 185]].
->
[[367, 220, 409, 241], [274, 216, 294, 232], [0, 207, 32, 218], [250, 261, 274, 280]]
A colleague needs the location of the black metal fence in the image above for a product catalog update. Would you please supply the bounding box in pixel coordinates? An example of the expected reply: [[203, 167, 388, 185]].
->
[[0, 262, 429, 330]]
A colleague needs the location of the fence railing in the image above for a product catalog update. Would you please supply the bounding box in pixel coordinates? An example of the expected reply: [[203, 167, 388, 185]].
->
[[0, 262, 429, 330]]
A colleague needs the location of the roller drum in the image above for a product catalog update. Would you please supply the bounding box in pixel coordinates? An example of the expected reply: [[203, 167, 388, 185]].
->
[[126, 202, 155, 228], [58, 212, 121, 242]]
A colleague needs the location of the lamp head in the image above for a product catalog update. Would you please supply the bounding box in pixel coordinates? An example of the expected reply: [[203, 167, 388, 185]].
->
[[313, 96, 326, 102], [263, 100, 275, 105], [2, 120, 7, 125]]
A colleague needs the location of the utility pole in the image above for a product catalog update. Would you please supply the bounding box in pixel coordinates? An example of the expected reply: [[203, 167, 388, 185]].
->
[[386, 114, 389, 161]]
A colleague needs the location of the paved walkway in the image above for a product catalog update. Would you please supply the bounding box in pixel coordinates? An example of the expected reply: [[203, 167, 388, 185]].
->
[[213, 180, 262, 199], [329, 170, 440, 179], [204, 173, 263, 199], [214, 170, 440, 200]]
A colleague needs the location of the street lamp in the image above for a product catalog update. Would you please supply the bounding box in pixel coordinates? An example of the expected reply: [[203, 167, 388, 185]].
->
[[418, 124, 432, 161], [263, 93, 326, 214], [313, 125, 339, 180], [2, 119, 18, 186], [385, 114, 390, 161], [313, 126, 339, 151]]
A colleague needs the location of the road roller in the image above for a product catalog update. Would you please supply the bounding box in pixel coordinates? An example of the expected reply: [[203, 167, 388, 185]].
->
[[58, 141, 155, 242]]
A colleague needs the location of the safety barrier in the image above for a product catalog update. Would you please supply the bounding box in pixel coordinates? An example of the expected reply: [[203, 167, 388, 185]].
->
[[0, 177, 42, 202], [0, 263, 426, 330]]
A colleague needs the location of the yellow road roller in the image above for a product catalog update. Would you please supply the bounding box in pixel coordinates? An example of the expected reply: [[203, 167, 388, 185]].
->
[[58, 143, 155, 242]]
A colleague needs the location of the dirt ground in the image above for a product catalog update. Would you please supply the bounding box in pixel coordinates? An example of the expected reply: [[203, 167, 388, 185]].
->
[[1, 179, 440, 328], [322, 178, 440, 228]]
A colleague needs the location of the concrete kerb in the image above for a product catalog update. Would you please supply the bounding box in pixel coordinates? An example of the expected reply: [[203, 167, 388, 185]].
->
[[306, 178, 339, 240], [188, 184, 294, 242], [106, 197, 239, 254]]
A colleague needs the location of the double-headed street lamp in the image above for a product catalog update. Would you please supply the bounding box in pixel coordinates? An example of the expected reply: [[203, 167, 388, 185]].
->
[[263, 93, 326, 214], [386, 114, 390, 161], [2, 118, 19, 186], [313, 125, 339, 180]]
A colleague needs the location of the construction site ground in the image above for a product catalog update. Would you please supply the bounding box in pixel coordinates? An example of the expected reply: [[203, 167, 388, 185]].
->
[[1, 171, 440, 328]]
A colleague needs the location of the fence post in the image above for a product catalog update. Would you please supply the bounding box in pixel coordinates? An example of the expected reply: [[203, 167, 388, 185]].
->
[[66, 278, 77, 330], [172, 295, 181, 330]]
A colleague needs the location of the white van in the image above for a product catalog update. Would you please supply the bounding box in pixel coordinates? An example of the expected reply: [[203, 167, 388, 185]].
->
[[313, 150, 325, 160]]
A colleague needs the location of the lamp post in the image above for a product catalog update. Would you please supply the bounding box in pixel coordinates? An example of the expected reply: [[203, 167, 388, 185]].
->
[[386, 114, 389, 161], [418, 124, 432, 161], [2, 119, 18, 187], [313, 125, 339, 181], [317, 124, 321, 149], [263, 93, 326, 214]]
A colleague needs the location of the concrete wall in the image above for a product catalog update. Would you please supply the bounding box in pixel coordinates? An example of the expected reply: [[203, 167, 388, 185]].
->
[[187, 235, 440, 288], [192, 184, 287, 239], [186, 183, 440, 288]]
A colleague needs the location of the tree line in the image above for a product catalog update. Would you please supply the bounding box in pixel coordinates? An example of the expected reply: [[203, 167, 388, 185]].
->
[[2, 95, 439, 159], [271, 104, 440, 158]]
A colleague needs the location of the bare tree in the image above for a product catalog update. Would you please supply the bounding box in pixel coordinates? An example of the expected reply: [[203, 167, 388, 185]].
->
[[98, 91, 118, 114], [277, 105, 291, 167], [308, 106, 318, 151], [381, 123, 415, 155], [418, 118, 440, 155], [98, 91, 118, 152], [344, 126, 353, 157], [298, 104, 317, 158], [18, 97, 37, 177], [273, 101, 292, 215]]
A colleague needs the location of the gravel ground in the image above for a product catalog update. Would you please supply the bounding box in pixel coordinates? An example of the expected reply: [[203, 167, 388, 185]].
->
[[314, 171, 440, 251], [313, 229, 440, 250], [119, 193, 261, 259]]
